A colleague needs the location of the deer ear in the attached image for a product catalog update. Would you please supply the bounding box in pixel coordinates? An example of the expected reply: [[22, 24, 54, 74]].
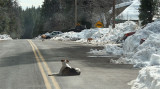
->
[[66, 60, 69, 63], [61, 60, 65, 62]]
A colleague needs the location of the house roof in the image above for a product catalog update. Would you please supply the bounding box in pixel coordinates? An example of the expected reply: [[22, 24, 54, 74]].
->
[[116, 0, 140, 20]]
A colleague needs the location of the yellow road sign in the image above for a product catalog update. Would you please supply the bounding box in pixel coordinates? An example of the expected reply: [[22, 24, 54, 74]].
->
[[95, 21, 103, 28]]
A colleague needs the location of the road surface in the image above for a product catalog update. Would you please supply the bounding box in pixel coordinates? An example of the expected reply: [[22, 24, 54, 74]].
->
[[0, 40, 139, 89]]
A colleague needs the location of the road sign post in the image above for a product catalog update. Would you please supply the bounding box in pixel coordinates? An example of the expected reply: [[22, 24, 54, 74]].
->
[[75, 0, 77, 27]]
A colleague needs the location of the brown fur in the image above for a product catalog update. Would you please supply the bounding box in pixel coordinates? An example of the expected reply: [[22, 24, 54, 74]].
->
[[61, 59, 69, 63], [41, 35, 46, 39], [87, 38, 93, 42]]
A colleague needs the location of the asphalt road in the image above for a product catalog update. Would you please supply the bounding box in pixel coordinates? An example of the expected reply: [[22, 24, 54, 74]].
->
[[0, 39, 139, 89]]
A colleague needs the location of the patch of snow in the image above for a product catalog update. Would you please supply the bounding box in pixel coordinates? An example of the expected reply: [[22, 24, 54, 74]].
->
[[129, 66, 160, 89], [0, 34, 12, 40], [150, 54, 160, 66]]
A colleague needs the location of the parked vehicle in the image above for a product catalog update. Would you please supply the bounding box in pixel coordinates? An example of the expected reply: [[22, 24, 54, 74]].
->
[[41, 31, 62, 39]]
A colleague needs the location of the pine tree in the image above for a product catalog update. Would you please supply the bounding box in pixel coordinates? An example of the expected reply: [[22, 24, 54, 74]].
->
[[41, 0, 59, 19], [139, 0, 157, 25], [0, 0, 23, 38]]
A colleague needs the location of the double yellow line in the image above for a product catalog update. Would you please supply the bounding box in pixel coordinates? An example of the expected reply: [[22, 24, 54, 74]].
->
[[28, 40, 60, 89]]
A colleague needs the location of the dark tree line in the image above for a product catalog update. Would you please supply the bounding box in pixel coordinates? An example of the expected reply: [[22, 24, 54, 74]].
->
[[21, 7, 41, 39], [0, 0, 22, 38], [32, 0, 75, 37]]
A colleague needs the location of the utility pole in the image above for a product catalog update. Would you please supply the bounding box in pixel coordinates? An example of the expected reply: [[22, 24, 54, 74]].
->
[[158, 0, 160, 18], [112, 0, 116, 28], [75, 0, 78, 27]]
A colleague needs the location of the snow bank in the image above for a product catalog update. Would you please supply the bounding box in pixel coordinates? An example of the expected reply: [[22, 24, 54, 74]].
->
[[0, 34, 12, 40], [52, 29, 98, 41], [122, 21, 160, 67], [130, 66, 160, 89], [52, 21, 137, 45]]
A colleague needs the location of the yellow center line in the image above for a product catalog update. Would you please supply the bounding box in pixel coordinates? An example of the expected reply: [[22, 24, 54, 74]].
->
[[28, 40, 52, 89], [28, 40, 61, 89]]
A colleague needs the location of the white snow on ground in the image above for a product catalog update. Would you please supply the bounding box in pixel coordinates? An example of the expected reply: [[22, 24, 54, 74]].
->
[[88, 44, 123, 57], [0, 34, 12, 40], [122, 21, 160, 67], [117, 0, 140, 20], [52, 21, 137, 45], [129, 66, 160, 89]]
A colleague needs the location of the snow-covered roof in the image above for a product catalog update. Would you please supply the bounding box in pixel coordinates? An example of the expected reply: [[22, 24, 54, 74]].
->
[[116, 0, 140, 20], [109, 1, 133, 14]]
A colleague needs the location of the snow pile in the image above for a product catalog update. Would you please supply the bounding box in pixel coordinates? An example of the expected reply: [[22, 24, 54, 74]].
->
[[122, 21, 160, 67], [0, 34, 12, 40], [104, 44, 123, 56], [52, 21, 137, 45], [94, 21, 137, 44], [35, 35, 41, 39], [89, 44, 123, 56], [150, 54, 160, 66], [52, 29, 98, 41], [130, 66, 160, 89]]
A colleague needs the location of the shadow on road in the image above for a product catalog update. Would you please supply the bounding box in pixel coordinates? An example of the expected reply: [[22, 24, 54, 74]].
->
[[0, 43, 135, 70]]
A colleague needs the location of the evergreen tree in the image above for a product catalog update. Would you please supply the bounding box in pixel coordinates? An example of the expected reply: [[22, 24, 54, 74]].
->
[[139, 0, 157, 25], [21, 7, 41, 38], [0, 0, 23, 38], [41, 0, 59, 19]]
